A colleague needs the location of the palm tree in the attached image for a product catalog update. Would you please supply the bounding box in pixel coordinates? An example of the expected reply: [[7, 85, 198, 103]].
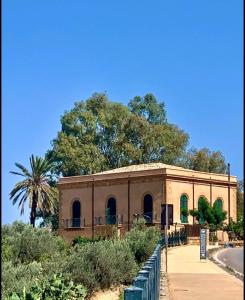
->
[[10, 155, 57, 227]]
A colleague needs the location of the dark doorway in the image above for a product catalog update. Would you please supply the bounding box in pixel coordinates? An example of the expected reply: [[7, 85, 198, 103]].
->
[[106, 197, 116, 224], [161, 204, 174, 229], [143, 194, 153, 223], [72, 200, 81, 227]]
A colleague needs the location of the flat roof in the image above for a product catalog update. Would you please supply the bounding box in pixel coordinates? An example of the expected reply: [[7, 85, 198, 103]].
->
[[58, 163, 237, 186]]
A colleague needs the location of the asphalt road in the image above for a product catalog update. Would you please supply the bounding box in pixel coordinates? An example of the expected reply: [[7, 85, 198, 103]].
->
[[217, 247, 244, 274]]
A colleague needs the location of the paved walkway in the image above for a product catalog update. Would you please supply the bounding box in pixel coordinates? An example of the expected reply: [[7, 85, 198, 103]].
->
[[163, 245, 243, 300]]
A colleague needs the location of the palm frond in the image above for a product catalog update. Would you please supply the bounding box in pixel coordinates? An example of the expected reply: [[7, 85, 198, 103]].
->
[[14, 163, 31, 177], [10, 154, 58, 221], [9, 171, 26, 177]]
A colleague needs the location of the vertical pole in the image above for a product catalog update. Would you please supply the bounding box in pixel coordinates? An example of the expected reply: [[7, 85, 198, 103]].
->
[[165, 203, 168, 273], [128, 176, 130, 231], [92, 178, 95, 240], [133, 275, 148, 300], [138, 270, 150, 300], [210, 177, 212, 206], [192, 176, 195, 226], [228, 163, 231, 225]]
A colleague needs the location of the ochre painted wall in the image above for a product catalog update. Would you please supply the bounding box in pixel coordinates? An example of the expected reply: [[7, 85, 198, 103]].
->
[[58, 170, 237, 242]]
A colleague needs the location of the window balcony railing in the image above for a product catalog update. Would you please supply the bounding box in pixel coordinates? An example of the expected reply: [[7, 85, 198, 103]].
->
[[94, 215, 124, 226], [61, 213, 158, 229], [133, 213, 157, 224], [62, 218, 85, 229]]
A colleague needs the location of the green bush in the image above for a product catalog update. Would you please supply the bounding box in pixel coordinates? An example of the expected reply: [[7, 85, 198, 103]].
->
[[2, 222, 70, 299], [5, 273, 87, 300], [2, 260, 43, 298], [2, 219, 160, 296], [125, 219, 160, 264], [66, 239, 138, 291], [2, 223, 68, 264], [72, 235, 106, 247]]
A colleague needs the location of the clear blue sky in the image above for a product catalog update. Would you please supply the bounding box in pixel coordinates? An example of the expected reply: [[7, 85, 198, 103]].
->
[[2, 0, 243, 224]]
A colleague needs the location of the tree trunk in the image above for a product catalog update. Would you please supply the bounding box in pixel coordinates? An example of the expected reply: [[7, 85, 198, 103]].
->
[[30, 193, 37, 227]]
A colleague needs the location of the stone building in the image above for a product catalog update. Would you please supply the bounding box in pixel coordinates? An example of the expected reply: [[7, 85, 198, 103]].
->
[[57, 163, 237, 243]]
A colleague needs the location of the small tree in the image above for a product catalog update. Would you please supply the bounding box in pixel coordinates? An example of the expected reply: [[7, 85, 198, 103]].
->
[[223, 217, 244, 241], [188, 198, 227, 241]]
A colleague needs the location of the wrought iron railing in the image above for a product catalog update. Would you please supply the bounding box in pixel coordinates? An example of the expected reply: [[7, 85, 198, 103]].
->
[[94, 215, 124, 225], [133, 213, 157, 224], [62, 214, 159, 229], [62, 218, 85, 229], [160, 230, 187, 247]]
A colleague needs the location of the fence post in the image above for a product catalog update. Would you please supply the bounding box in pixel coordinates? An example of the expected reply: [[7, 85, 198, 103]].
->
[[145, 259, 156, 300], [142, 265, 153, 300], [138, 270, 150, 300], [151, 254, 158, 300], [156, 245, 161, 300], [133, 275, 148, 300], [124, 287, 143, 300]]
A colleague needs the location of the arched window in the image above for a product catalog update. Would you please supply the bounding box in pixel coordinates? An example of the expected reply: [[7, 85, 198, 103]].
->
[[198, 196, 207, 224], [72, 200, 81, 227], [213, 198, 223, 211], [144, 194, 153, 223], [106, 197, 116, 224], [180, 194, 188, 223]]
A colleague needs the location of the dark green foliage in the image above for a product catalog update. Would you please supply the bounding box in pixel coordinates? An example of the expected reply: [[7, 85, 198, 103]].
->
[[47, 92, 189, 176], [128, 93, 167, 125], [180, 208, 189, 217], [189, 198, 227, 231], [71, 235, 106, 246], [36, 199, 59, 232], [180, 147, 227, 174]]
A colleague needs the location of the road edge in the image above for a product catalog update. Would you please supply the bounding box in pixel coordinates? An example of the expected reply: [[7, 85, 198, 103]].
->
[[208, 247, 244, 281]]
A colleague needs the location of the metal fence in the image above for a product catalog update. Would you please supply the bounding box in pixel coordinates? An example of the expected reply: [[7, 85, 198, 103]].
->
[[124, 244, 161, 300], [62, 218, 86, 228], [160, 230, 188, 247], [124, 230, 187, 299]]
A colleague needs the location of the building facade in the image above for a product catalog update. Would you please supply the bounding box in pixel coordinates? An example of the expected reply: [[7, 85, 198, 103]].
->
[[57, 163, 237, 243]]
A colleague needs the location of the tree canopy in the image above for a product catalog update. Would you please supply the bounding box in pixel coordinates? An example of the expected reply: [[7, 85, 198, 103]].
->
[[180, 147, 227, 174], [237, 180, 244, 218], [47, 93, 189, 176], [189, 197, 227, 229]]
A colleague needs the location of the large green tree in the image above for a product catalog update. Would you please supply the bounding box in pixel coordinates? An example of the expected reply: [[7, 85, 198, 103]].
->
[[47, 93, 189, 176], [128, 93, 167, 124], [10, 155, 57, 227], [180, 147, 227, 174], [237, 180, 244, 218]]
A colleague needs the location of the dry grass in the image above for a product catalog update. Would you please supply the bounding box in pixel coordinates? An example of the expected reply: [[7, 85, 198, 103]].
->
[[89, 285, 125, 300]]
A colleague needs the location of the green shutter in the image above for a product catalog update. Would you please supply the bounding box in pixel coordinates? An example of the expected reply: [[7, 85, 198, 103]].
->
[[198, 197, 205, 224], [180, 195, 188, 223], [214, 199, 222, 211]]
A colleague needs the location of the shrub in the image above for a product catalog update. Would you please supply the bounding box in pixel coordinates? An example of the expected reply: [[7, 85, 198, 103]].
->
[[125, 220, 160, 264], [2, 260, 43, 298], [4, 273, 87, 300], [2, 223, 68, 264], [65, 239, 137, 291], [72, 235, 106, 247]]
